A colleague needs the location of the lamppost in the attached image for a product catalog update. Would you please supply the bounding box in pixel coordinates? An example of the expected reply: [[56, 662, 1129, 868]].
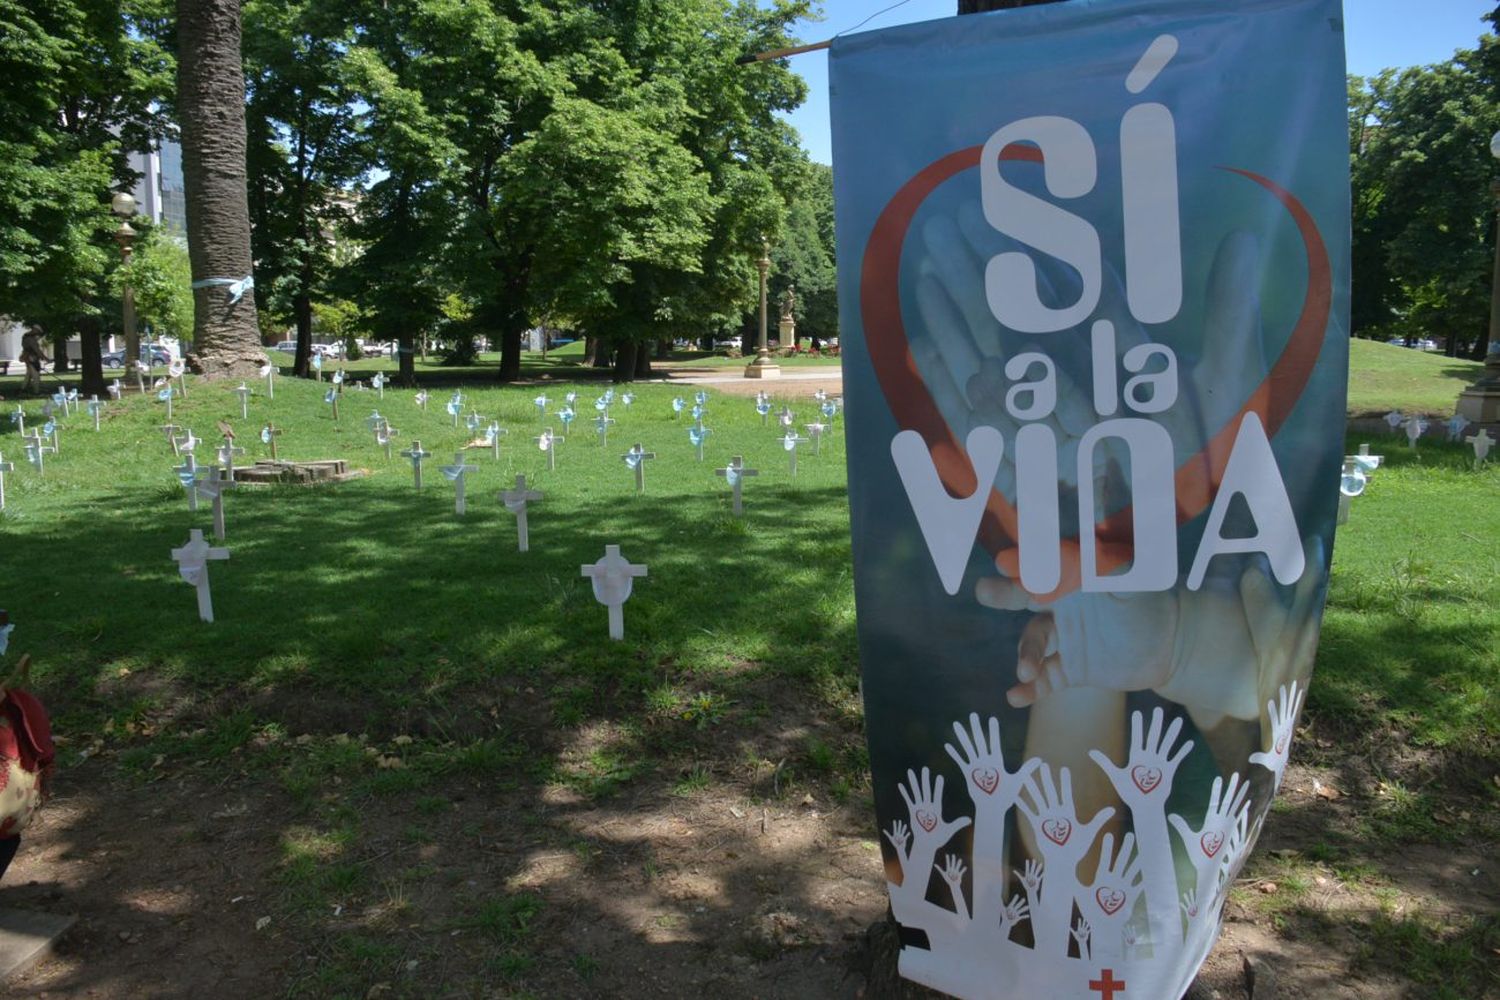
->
[[111, 191, 143, 393], [1456, 129, 1500, 425], [744, 236, 781, 379]]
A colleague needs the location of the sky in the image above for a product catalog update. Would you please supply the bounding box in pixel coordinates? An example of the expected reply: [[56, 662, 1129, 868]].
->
[[780, 0, 1496, 164]]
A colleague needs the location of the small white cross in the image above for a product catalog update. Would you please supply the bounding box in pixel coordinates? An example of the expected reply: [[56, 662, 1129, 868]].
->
[[1447, 413, 1471, 442], [622, 444, 656, 493], [87, 395, 103, 431], [371, 371, 387, 398], [781, 431, 809, 476], [804, 421, 827, 455], [595, 414, 615, 447], [535, 428, 563, 471], [0, 451, 13, 510], [217, 437, 246, 482], [171, 528, 230, 622], [175, 454, 212, 512], [401, 440, 431, 490], [108, 380, 122, 401], [1468, 427, 1494, 463], [325, 388, 340, 422], [778, 406, 794, 432], [376, 422, 399, 461], [1403, 415, 1427, 447], [259, 362, 274, 399], [439, 451, 479, 515], [174, 428, 199, 455], [484, 422, 507, 460], [22, 432, 53, 474], [234, 382, 252, 419], [580, 544, 648, 640], [261, 423, 283, 461], [715, 456, 759, 516], [501, 474, 544, 552], [415, 390, 429, 412]]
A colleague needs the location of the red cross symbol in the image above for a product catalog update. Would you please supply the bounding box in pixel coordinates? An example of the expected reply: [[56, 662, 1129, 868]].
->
[[1089, 968, 1126, 999]]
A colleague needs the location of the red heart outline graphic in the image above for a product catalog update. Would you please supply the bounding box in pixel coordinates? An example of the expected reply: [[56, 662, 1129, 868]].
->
[[1095, 886, 1126, 916], [1275, 733, 1290, 755], [1041, 817, 1072, 846], [915, 809, 938, 833], [858, 148, 1332, 601], [971, 767, 1001, 795], [1200, 830, 1225, 858], [1130, 766, 1163, 794]]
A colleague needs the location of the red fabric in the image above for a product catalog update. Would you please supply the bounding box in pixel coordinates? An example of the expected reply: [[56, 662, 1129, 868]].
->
[[0, 689, 54, 787]]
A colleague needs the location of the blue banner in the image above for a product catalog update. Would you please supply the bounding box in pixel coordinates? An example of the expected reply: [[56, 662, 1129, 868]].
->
[[830, 0, 1349, 996]]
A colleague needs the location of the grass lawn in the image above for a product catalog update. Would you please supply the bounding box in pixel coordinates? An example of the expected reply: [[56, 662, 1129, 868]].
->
[[1345, 339, 1483, 416], [0, 367, 1496, 997]]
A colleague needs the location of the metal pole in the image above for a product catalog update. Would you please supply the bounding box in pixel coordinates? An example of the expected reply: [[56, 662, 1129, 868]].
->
[[757, 238, 771, 362]]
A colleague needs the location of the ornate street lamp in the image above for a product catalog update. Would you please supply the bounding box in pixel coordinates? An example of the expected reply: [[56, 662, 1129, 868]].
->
[[111, 191, 143, 393], [744, 236, 781, 379]]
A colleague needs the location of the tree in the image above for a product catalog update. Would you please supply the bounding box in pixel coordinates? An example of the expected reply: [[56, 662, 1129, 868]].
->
[[177, 0, 266, 378], [767, 162, 836, 347], [0, 0, 172, 395], [244, 0, 364, 377], [1349, 34, 1500, 356], [113, 223, 193, 345]]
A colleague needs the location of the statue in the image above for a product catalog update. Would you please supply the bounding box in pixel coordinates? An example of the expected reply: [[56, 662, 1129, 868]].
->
[[779, 284, 798, 322], [19, 327, 49, 396]]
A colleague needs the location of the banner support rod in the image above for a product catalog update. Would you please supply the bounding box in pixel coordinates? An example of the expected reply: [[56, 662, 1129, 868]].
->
[[736, 40, 832, 65]]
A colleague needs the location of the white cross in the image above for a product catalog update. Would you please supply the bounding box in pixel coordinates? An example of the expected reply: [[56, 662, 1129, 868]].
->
[[175, 454, 212, 512], [234, 382, 252, 419], [158, 384, 174, 420], [688, 424, 711, 462], [778, 406, 794, 432], [108, 379, 122, 401], [371, 371, 387, 398], [715, 455, 759, 516], [595, 414, 615, 447], [44, 420, 59, 456], [8, 406, 22, 437], [87, 395, 103, 431], [1356, 442, 1383, 470], [402, 440, 431, 489], [439, 451, 478, 515], [325, 388, 340, 422], [1384, 410, 1403, 431], [174, 428, 199, 455], [781, 431, 809, 476], [1403, 415, 1427, 447], [804, 422, 827, 455], [535, 428, 563, 470], [217, 437, 246, 482], [365, 410, 387, 433], [161, 423, 183, 455], [580, 544, 647, 641], [22, 432, 53, 474], [1468, 427, 1494, 463], [415, 390, 429, 412], [447, 393, 463, 427], [1447, 413, 1471, 442], [533, 394, 549, 421], [259, 362, 274, 399], [622, 444, 656, 493], [376, 422, 398, 461], [171, 529, 230, 622], [484, 422, 507, 460], [0, 451, 13, 510], [501, 474, 544, 552]]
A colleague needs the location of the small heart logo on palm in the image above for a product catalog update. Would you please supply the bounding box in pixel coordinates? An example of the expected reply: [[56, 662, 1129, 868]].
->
[[971, 767, 1000, 795], [1095, 886, 1126, 916], [1275, 734, 1289, 754], [1200, 830, 1225, 858], [915, 810, 938, 833], [1130, 766, 1163, 794], [1041, 818, 1072, 846]]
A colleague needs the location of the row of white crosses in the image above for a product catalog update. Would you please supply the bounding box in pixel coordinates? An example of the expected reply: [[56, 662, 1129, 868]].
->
[[1384, 410, 1494, 462]]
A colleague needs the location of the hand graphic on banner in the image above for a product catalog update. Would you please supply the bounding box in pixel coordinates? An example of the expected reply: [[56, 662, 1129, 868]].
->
[[1168, 772, 1251, 926], [1248, 680, 1307, 792], [1016, 764, 1115, 954], [1075, 831, 1143, 963]]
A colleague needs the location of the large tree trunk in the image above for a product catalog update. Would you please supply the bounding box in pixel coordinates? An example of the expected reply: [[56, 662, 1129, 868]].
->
[[498, 323, 523, 381], [51, 333, 70, 373], [178, 0, 266, 380], [613, 340, 638, 383], [397, 332, 415, 385], [77, 314, 107, 398], [293, 283, 313, 377]]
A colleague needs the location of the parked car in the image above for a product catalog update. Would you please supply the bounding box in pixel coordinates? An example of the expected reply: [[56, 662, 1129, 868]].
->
[[1386, 336, 1437, 351], [102, 345, 172, 368], [272, 340, 297, 353], [311, 342, 344, 358]]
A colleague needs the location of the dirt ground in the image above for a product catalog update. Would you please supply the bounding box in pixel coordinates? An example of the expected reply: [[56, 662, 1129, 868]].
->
[[5, 683, 1496, 1000]]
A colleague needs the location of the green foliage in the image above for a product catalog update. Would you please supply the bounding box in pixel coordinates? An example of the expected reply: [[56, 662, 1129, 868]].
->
[[1349, 15, 1500, 354], [116, 224, 193, 343], [0, 0, 172, 331], [769, 161, 837, 343]]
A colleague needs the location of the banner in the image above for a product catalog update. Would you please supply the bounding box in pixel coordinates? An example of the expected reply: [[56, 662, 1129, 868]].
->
[[830, 1, 1348, 996]]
